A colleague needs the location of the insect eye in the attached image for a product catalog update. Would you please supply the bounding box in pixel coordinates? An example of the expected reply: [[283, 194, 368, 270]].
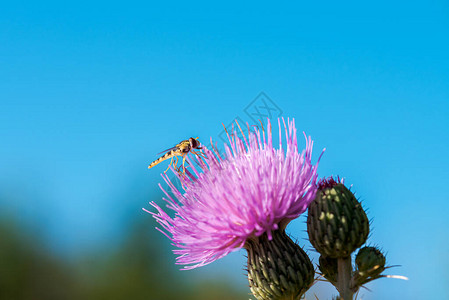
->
[[191, 138, 199, 148], [189, 138, 197, 148]]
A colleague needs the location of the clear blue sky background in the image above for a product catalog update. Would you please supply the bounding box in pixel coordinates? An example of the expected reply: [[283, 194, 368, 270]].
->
[[1, 1, 448, 299]]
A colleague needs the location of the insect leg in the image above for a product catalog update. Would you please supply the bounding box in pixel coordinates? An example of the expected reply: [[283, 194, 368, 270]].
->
[[173, 155, 179, 171], [181, 154, 187, 175], [164, 157, 174, 173], [191, 150, 207, 159], [199, 150, 208, 158]]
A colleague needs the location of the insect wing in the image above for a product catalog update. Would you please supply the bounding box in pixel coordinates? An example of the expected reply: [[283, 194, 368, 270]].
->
[[157, 146, 178, 155]]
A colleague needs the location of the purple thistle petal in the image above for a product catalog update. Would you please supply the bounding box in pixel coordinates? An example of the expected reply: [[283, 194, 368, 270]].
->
[[145, 118, 323, 270]]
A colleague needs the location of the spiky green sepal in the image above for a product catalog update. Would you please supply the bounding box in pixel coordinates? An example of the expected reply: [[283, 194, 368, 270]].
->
[[307, 179, 369, 258], [245, 230, 314, 300]]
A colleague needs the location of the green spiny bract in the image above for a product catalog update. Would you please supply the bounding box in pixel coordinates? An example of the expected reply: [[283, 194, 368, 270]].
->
[[307, 178, 369, 258], [245, 230, 314, 300]]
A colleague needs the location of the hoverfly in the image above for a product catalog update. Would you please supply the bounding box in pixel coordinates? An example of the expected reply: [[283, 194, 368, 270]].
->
[[148, 137, 205, 174]]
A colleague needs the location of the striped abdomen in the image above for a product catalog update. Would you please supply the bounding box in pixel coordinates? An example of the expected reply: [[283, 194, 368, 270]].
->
[[148, 150, 182, 169]]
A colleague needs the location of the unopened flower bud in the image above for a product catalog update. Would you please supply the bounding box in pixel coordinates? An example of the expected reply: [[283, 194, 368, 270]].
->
[[245, 230, 314, 300], [307, 177, 369, 258], [355, 246, 386, 278], [318, 255, 338, 284]]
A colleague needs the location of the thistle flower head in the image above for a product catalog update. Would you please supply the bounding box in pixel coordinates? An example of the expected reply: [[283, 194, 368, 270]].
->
[[146, 118, 322, 270]]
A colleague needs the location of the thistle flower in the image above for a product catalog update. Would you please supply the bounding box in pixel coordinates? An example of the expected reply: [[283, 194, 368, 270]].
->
[[145, 118, 323, 270]]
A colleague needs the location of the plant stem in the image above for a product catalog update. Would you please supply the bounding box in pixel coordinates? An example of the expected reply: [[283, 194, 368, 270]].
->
[[337, 256, 353, 300]]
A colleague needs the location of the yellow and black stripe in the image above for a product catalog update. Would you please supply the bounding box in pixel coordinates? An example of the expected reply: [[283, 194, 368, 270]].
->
[[148, 150, 182, 169]]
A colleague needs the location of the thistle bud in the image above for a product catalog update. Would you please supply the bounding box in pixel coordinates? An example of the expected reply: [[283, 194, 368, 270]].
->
[[307, 177, 369, 258], [355, 246, 386, 278], [318, 255, 338, 284], [245, 230, 314, 300]]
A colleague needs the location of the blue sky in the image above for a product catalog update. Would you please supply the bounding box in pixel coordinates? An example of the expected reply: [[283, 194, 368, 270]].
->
[[1, 1, 448, 299]]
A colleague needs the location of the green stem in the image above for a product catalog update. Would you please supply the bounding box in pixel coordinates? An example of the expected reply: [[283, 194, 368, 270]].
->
[[337, 256, 353, 300]]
